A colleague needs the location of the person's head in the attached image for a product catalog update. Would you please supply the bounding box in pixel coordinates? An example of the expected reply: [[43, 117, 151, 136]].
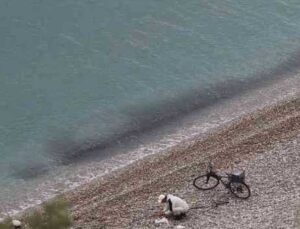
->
[[158, 194, 167, 204]]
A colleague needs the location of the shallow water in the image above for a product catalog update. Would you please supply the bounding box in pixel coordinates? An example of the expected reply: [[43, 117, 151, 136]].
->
[[1, 0, 300, 215]]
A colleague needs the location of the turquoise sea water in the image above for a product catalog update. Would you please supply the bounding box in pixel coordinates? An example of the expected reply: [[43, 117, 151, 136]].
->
[[1, 0, 300, 212]]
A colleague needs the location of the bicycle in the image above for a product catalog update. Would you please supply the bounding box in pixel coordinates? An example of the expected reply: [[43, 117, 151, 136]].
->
[[193, 162, 251, 199]]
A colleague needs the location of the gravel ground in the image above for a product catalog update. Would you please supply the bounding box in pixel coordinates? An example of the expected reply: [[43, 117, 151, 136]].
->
[[66, 98, 300, 229], [141, 135, 300, 229]]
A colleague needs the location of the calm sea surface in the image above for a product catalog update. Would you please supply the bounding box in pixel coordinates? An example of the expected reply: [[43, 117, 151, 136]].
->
[[1, 0, 300, 214]]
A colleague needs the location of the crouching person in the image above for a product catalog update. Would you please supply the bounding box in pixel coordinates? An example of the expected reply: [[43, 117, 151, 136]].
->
[[158, 194, 189, 220], [12, 220, 22, 229]]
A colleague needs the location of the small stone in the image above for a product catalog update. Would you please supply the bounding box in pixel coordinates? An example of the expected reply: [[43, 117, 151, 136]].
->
[[154, 217, 170, 226], [174, 225, 185, 229]]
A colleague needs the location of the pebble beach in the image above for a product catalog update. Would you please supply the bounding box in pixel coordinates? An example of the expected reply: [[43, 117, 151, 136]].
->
[[64, 85, 300, 228]]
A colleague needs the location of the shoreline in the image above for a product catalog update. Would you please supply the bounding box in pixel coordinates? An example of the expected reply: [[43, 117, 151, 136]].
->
[[1, 75, 300, 224], [66, 96, 300, 228]]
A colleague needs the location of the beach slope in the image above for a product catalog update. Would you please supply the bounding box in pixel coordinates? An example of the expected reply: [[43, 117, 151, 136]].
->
[[66, 97, 300, 228]]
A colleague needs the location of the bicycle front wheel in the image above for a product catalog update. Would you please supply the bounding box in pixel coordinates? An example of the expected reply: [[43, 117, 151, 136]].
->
[[193, 174, 219, 190], [229, 181, 251, 199]]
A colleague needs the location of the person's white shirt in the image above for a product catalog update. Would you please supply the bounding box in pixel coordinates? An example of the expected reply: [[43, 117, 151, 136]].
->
[[12, 219, 22, 228], [158, 194, 189, 216]]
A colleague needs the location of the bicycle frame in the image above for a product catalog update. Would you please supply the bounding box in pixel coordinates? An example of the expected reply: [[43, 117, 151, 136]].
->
[[193, 163, 251, 199], [206, 171, 231, 189]]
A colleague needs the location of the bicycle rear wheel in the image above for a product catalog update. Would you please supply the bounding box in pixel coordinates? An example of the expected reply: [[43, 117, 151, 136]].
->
[[229, 181, 251, 199], [193, 174, 219, 190]]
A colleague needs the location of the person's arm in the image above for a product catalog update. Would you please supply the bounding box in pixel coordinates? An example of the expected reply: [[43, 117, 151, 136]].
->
[[168, 199, 173, 212], [163, 199, 173, 215]]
